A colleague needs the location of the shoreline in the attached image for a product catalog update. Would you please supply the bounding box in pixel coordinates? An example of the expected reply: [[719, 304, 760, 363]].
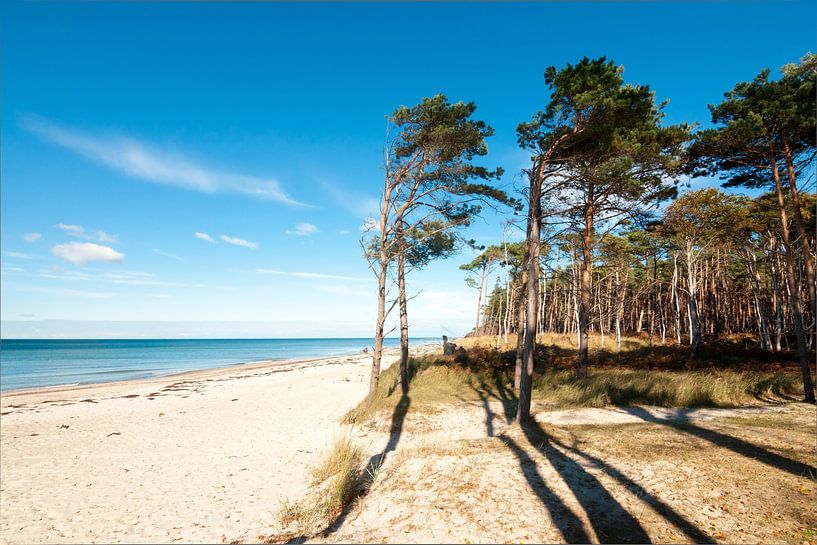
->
[[0, 342, 440, 401], [0, 341, 440, 544]]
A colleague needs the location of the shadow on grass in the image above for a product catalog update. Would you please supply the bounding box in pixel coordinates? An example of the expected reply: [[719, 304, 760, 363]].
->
[[621, 406, 815, 478]]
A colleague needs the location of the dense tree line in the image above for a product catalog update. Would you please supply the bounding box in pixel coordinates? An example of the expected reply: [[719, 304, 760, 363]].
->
[[366, 53, 816, 413]]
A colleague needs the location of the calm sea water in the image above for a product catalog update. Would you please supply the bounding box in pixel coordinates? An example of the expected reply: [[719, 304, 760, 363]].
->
[[0, 338, 436, 391]]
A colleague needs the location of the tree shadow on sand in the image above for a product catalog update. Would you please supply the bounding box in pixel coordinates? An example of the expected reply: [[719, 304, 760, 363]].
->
[[309, 392, 412, 541], [470, 381, 714, 544], [620, 405, 814, 478]]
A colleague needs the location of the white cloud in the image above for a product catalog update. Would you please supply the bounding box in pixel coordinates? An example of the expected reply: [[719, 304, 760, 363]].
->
[[51, 242, 125, 265], [2, 251, 38, 259], [285, 223, 319, 236], [338, 230, 352, 235], [220, 235, 258, 249], [22, 233, 42, 242], [55, 223, 117, 243], [195, 232, 217, 243], [256, 268, 369, 282], [22, 115, 305, 206]]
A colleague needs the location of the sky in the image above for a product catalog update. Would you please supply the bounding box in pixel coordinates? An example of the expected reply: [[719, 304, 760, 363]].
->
[[1, 1, 815, 339]]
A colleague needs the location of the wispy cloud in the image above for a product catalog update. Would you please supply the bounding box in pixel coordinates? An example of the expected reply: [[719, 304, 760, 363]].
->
[[51, 242, 125, 265], [2, 251, 38, 260], [338, 229, 352, 235], [154, 248, 184, 261], [220, 235, 258, 249], [55, 223, 117, 243], [22, 233, 42, 243], [285, 222, 319, 236], [34, 268, 184, 287], [195, 232, 217, 243], [56, 288, 116, 299], [21, 115, 306, 206], [256, 268, 368, 282], [322, 181, 379, 218]]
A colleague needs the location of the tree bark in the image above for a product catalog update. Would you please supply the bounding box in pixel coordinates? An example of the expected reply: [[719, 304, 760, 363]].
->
[[577, 193, 594, 378], [397, 226, 410, 395], [514, 269, 528, 393], [686, 242, 702, 358], [517, 165, 542, 423], [474, 263, 487, 336], [783, 144, 816, 328], [771, 156, 815, 403], [370, 204, 390, 398]]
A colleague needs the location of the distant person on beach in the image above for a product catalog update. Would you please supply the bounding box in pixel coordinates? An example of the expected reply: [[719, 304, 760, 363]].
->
[[363, 347, 368, 354]]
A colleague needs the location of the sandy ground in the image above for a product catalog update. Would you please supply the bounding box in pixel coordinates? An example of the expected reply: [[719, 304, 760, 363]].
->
[[0, 345, 435, 544], [312, 401, 816, 544]]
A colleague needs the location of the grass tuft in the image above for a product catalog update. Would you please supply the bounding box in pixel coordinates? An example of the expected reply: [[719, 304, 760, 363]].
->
[[309, 434, 364, 486], [272, 434, 366, 540]]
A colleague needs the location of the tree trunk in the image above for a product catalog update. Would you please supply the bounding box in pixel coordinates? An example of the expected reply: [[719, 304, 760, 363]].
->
[[672, 254, 682, 344], [517, 166, 542, 423], [783, 145, 816, 329], [771, 157, 815, 403], [577, 196, 594, 378], [514, 269, 528, 393], [686, 243, 702, 358], [474, 264, 487, 336], [397, 228, 410, 395], [370, 218, 389, 398]]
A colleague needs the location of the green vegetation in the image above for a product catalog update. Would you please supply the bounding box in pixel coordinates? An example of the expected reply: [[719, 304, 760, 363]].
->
[[344, 337, 804, 425]]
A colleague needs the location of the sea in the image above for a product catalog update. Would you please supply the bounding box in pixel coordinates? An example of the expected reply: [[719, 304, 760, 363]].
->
[[0, 337, 437, 391]]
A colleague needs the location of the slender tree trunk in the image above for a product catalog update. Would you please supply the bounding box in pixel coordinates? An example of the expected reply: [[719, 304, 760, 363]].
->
[[474, 264, 487, 336], [686, 243, 702, 358], [514, 269, 528, 393], [671, 254, 682, 344], [370, 199, 391, 398], [517, 166, 542, 423], [577, 195, 594, 378], [397, 227, 410, 394], [771, 157, 815, 403], [783, 145, 816, 328], [770, 238, 784, 352]]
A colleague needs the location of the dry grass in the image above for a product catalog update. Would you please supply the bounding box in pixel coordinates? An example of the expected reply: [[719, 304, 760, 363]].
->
[[318, 404, 817, 545], [343, 335, 805, 425], [268, 434, 366, 542], [309, 434, 364, 486]]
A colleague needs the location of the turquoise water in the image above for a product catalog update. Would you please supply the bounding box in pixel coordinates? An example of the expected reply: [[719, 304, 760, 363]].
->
[[0, 338, 434, 391]]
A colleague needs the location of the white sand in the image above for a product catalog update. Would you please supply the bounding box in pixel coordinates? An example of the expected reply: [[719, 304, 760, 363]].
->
[[0, 347, 425, 544]]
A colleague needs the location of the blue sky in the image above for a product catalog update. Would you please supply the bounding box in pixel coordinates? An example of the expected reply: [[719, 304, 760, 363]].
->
[[2, 1, 815, 338]]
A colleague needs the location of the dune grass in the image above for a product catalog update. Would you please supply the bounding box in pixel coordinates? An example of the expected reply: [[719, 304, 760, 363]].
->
[[343, 335, 804, 425], [272, 434, 366, 539]]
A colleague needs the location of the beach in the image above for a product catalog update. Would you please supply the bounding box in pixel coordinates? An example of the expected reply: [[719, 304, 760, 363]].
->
[[0, 345, 434, 544]]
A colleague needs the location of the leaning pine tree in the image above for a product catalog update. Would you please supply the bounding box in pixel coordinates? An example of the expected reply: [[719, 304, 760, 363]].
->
[[515, 57, 689, 422], [365, 95, 508, 398]]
